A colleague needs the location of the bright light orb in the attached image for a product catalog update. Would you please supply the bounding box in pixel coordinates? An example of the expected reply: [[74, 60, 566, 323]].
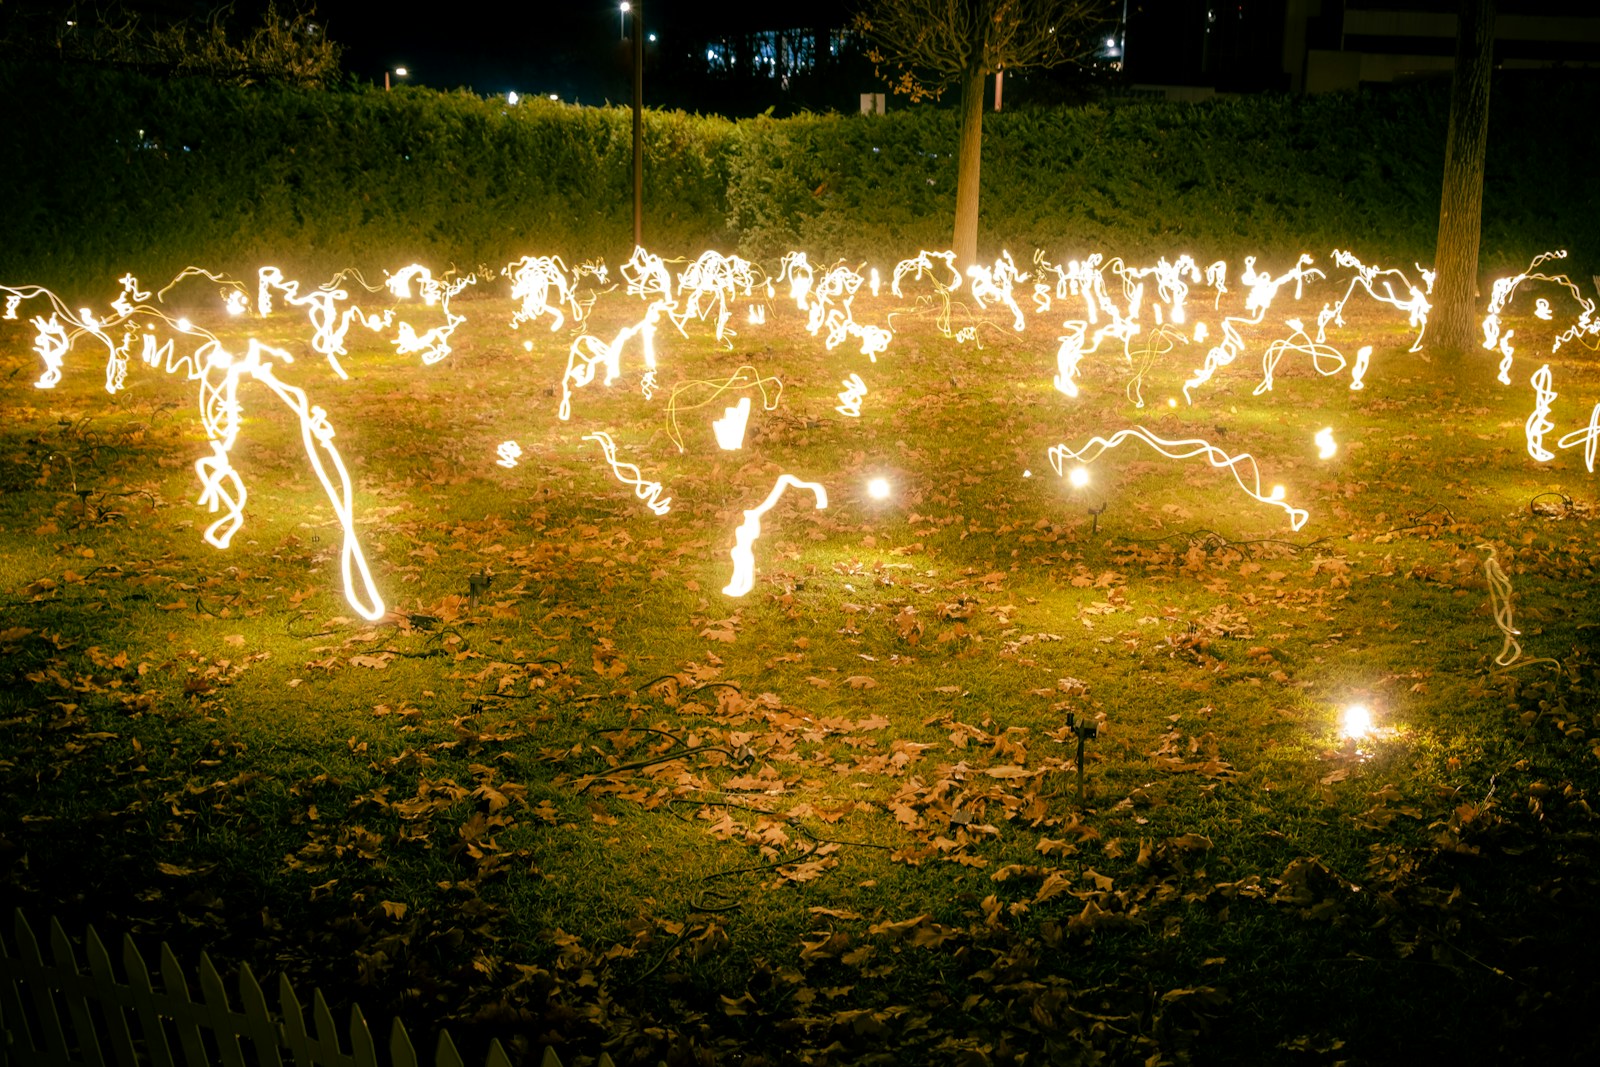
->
[[1341, 703, 1373, 741], [1068, 466, 1091, 489], [1315, 427, 1337, 459], [1269, 484, 1286, 501], [867, 477, 891, 500]]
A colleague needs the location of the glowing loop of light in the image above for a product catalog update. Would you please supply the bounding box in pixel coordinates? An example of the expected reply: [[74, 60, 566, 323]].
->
[[1254, 318, 1347, 396], [558, 302, 667, 420], [1047, 428, 1309, 531], [198, 340, 385, 621], [674, 251, 757, 346], [723, 474, 829, 597], [712, 396, 752, 450], [665, 365, 782, 453], [496, 441, 523, 469], [386, 265, 476, 365], [965, 251, 1028, 332], [505, 255, 581, 332], [1051, 319, 1138, 399], [1556, 402, 1600, 472], [1526, 365, 1557, 462], [1184, 255, 1323, 404], [1482, 252, 1594, 375], [582, 431, 671, 515], [778, 252, 815, 310], [622, 247, 674, 302], [1318, 250, 1429, 354], [1350, 345, 1372, 391], [1315, 427, 1338, 459], [1481, 548, 1522, 668], [836, 373, 867, 417]]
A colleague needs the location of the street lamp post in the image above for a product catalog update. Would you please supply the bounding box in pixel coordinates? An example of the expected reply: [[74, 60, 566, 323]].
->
[[385, 66, 408, 91], [630, 1, 642, 250], [620, 2, 630, 41]]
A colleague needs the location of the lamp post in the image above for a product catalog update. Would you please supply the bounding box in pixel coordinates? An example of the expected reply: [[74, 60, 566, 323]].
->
[[385, 65, 408, 91], [629, 1, 643, 250], [619, 1, 630, 40]]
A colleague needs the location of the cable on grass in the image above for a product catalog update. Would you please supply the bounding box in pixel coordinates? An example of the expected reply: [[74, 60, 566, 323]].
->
[[1528, 491, 1574, 517], [1115, 528, 1331, 554], [1480, 545, 1522, 668]]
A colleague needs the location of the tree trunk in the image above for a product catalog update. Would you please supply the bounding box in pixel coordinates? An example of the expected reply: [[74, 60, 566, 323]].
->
[[1431, 0, 1495, 358], [952, 57, 987, 267]]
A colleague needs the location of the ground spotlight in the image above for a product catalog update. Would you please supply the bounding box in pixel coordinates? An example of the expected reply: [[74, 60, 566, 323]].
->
[[1341, 703, 1373, 740], [1068, 466, 1090, 489], [867, 477, 891, 500]]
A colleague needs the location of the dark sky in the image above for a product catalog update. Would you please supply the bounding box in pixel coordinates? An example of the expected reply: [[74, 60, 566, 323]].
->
[[317, 0, 857, 100]]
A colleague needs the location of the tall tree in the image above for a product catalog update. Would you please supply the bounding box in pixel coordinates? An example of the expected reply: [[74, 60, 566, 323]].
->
[[854, 0, 1109, 266], [1430, 0, 1496, 357]]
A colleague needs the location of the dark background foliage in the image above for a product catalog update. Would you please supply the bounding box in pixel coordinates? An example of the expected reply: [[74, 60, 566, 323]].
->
[[1, 63, 1595, 297]]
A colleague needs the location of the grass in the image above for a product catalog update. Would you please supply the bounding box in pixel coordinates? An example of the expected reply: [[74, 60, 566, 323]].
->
[[2, 251, 1600, 1066]]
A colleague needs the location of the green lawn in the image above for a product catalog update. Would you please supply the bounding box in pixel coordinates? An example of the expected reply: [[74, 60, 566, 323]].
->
[[2, 251, 1598, 1066]]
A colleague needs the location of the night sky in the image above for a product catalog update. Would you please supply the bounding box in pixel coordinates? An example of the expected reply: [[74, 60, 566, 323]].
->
[[316, 0, 857, 101]]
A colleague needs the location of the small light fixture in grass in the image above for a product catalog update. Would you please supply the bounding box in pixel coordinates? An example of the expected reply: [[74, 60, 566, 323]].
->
[[1315, 427, 1337, 459], [1067, 465, 1090, 489], [867, 476, 891, 500], [1341, 702, 1373, 741]]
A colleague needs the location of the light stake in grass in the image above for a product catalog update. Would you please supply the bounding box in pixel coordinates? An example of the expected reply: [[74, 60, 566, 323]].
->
[[1341, 703, 1373, 741], [866, 477, 891, 501], [1065, 711, 1098, 805]]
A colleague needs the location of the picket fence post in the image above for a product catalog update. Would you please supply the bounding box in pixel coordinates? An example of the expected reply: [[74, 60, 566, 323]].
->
[[0, 909, 529, 1067]]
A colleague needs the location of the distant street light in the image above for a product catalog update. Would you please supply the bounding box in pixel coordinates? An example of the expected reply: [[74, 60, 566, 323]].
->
[[385, 66, 409, 91], [620, 1, 630, 40]]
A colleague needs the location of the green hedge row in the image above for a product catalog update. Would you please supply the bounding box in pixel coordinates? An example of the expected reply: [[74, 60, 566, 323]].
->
[[1, 63, 1595, 297]]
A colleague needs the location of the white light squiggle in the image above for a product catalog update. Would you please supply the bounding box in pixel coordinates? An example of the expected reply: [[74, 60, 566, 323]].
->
[[836, 373, 867, 417], [558, 302, 667, 420], [197, 340, 385, 621], [1255, 318, 1346, 396], [1481, 547, 1522, 667], [1318, 250, 1430, 354], [665, 365, 782, 453], [496, 441, 523, 468], [1184, 255, 1323, 404], [723, 475, 829, 597], [1047, 428, 1309, 530], [712, 396, 752, 450], [1526, 365, 1557, 462], [1315, 427, 1337, 459], [582, 431, 671, 515], [1556, 402, 1600, 472]]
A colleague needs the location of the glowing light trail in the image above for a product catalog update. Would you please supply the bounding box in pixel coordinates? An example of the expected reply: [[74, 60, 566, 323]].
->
[[723, 475, 829, 597], [664, 366, 782, 452], [1481, 547, 1522, 667], [582, 431, 671, 515], [1047, 428, 1309, 530], [836, 373, 868, 417], [1526, 365, 1557, 462]]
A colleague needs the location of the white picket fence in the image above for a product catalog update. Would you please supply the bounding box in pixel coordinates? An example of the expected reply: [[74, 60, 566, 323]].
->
[[0, 909, 613, 1067]]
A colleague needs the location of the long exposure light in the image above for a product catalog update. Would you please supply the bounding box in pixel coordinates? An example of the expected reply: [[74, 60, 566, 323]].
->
[[1315, 427, 1337, 459], [198, 340, 385, 621], [1482, 548, 1522, 667], [965, 251, 1028, 332], [496, 441, 523, 468], [559, 302, 667, 420], [836, 373, 867, 417], [665, 366, 782, 452], [506, 255, 580, 331], [1557, 402, 1600, 472], [583, 431, 671, 515], [1319, 250, 1430, 354], [723, 474, 829, 597], [1526, 365, 1557, 462], [1341, 703, 1373, 741], [1184, 255, 1322, 404], [1048, 428, 1309, 530], [712, 396, 752, 450], [1482, 252, 1594, 376], [1255, 318, 1347, 395]]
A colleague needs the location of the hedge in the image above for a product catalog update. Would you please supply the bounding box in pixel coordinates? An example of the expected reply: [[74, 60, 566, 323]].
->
[[1, 63, 1595, 297]]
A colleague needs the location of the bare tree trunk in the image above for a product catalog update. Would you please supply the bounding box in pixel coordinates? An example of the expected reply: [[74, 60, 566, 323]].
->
[[1431, 0, 1495, 358], [952, 56, 986, 267]]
